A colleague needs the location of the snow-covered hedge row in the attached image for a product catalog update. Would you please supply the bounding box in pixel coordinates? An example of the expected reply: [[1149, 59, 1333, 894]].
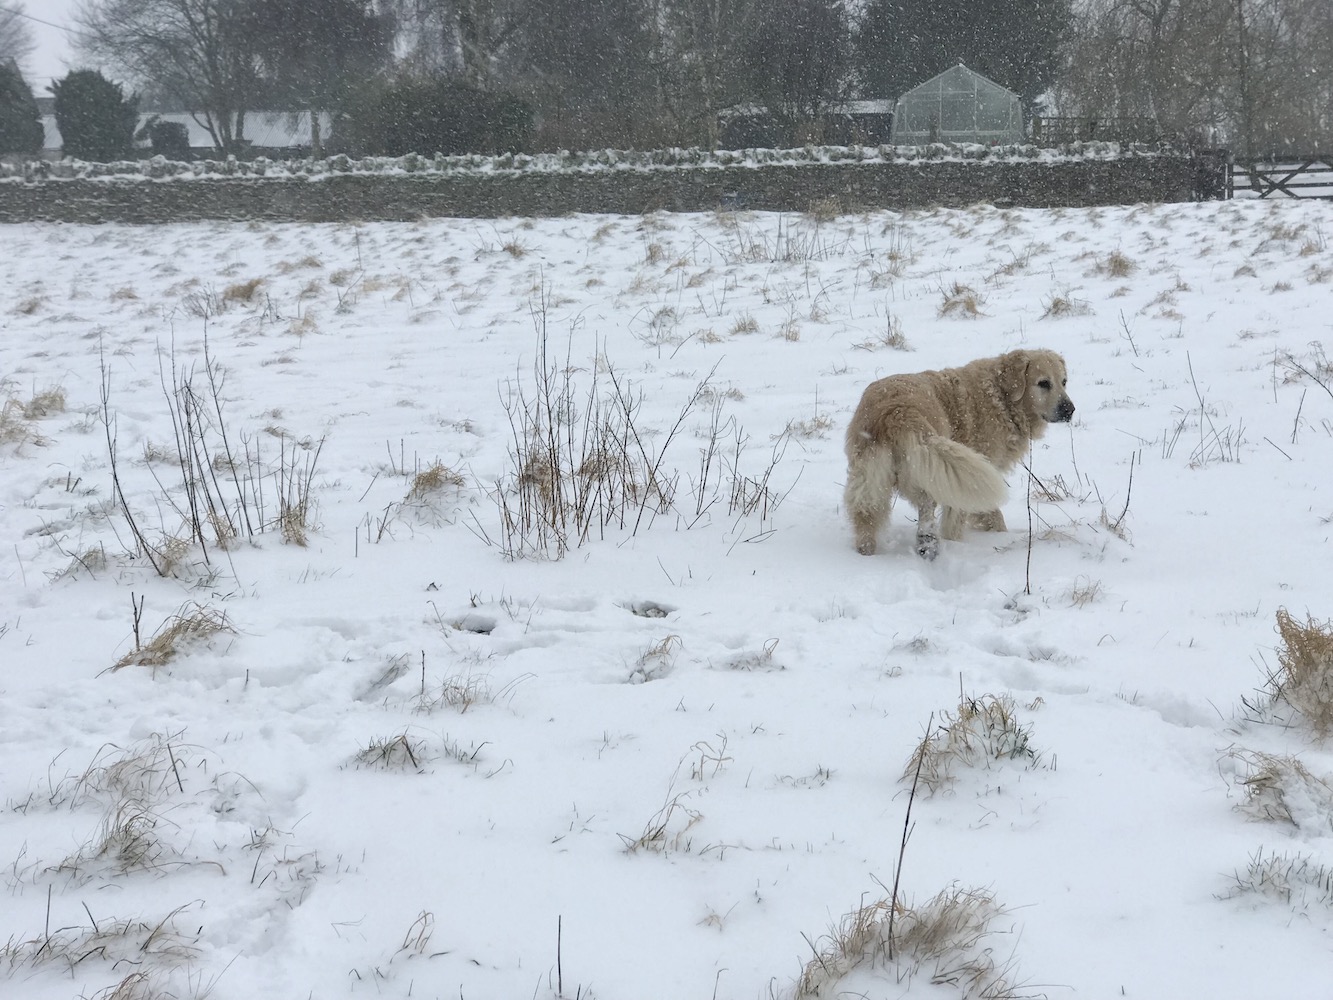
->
[[0, 141, 1163, 184]]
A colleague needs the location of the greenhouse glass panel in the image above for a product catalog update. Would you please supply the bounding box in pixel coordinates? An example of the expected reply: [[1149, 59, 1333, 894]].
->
[[890, 64, 1024, 146]]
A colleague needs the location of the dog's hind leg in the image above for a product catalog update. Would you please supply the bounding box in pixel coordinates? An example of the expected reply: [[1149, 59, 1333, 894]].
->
[[844, 446, 895, 555], [903, 487, 940, 560], [940, 506, 965, 541]]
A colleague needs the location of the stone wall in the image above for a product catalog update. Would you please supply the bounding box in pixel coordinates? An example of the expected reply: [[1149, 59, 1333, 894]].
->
[[0, 155, 1205, 224]]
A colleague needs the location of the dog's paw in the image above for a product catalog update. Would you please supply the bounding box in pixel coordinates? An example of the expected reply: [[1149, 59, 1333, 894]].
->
[[915, 533, 939, 560], [856, 539, 878, 556]]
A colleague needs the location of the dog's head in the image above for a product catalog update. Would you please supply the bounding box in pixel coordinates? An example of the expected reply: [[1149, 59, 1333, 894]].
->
[[999, 349, 1075, 426]]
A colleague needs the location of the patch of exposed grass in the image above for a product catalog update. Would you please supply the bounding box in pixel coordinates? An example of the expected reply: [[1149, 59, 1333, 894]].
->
[[354, 732, 429, 771], [938, 282, 985, 318], [1247, 609, 1333, 734], [0, 902, 201, 977], [1225, 848, 1333, 910], [112, 604, 235, 671], [1225, 748, 1333, 830], [222, 278, 263, 304], [1041, 293, 1093, 319], [903, 693, 1042, 794], [730, 313, 760, 335], [795, 885, 1026, 999], [406, 462, 466, 502], [1096, 250, 1137, 278]]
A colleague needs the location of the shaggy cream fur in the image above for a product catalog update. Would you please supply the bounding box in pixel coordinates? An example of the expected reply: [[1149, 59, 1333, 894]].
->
[[844, 349, 1075, 559]]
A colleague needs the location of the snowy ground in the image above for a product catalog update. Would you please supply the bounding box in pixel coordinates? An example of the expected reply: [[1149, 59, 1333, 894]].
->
[[2, 198, 1332, 1000]]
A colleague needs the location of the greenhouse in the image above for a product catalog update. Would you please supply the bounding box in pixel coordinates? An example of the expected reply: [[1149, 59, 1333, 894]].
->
[[890, 63, 1024, 146]]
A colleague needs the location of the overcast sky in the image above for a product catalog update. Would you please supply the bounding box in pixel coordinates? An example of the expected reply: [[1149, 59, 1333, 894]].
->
[[12, 0, 81, 93]]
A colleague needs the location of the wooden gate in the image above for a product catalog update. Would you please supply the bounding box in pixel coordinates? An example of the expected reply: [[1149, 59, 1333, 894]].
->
[[1231, 156, 1333, 199]]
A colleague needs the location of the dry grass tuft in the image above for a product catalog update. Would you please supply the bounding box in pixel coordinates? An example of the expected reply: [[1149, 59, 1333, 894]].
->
[[619, 787, 702, 854], [0, 902, 200, 976], [23, 386, 66, 418], [354, 732, 429, 771], [1225, 848, 1333, 909], [1069, 577, 1104, 607], [795, 885, 1025, 999], [805, 196, 842, 223], [903, 693, 1041, 794], [1225, 748, 1333, 829], [938, 282, 985, 318], [222, 278, 264, 304], [631, 634, 682, 683], [855, 314, 909, 351], [1097, 250, 1137, 278], [1041, 293, 1093, 319], [730, 314, 760, 336], [785, 413, 835, 439], [0, 397, 29, 444], [1261, 609, 1333, 733], [113, 604, 235, 671], [406, 462, 466, 502], [415, 669, 501, 714]]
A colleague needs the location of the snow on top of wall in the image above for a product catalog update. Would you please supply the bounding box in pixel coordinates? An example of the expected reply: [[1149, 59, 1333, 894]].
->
[[0, 141, 1165, 183]]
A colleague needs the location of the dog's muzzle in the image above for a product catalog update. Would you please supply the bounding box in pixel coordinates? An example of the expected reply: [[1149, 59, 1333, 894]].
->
[[1051, 398, 1076, 423]]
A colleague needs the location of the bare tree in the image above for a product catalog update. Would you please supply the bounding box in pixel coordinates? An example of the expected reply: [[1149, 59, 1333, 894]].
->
[[742, 0, 851, 138], [388, 0, 527, 88], [653, 0, 761, 147], [1053, 0, 1231, 134], [76, 0, 263, 154], [1054, 0, 1333, 152], [0, 2, 38, 71]]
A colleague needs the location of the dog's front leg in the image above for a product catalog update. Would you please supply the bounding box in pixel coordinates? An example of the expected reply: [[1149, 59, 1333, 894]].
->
[[915, 505, 940, 560]]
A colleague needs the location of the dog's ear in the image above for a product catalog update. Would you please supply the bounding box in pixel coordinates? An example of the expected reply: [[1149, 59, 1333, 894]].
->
[[998, 351, 1029, 404]]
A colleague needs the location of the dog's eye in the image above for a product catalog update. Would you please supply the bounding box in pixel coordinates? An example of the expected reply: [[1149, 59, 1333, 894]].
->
[[1037, 379, 1052, 390]]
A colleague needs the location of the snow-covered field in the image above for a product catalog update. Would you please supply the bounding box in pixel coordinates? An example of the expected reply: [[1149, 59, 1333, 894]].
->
[[1, 198, 1332, 1000]]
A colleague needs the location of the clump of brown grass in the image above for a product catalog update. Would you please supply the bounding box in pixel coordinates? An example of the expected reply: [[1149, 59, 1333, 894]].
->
[[631, 634, 681, 683], [222, 278, 264, 304], [806, 196, 842, 223], [0, 902, 201, 977], [795, 885, 1025, 999], [415, 669, 502, 714], [1097, 250, 1137, 278], [785, 413, 835, 439], [406, 462, 466, 502], [938, 282, 985, 318], [1225, 748, 1333, 829], [23, 386, 67, 418], [730, 314, 760, 335], [1041, 293, 1093, 319], [903, 693, 1041, 794], [0, 398, 29, 444], [113, 604, 235, 671], [1262, 609, 1333, 733], [854, 314, 909, 351]]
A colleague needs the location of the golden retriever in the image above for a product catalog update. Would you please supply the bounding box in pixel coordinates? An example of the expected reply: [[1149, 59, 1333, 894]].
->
[[843, 349, 1074, 559]]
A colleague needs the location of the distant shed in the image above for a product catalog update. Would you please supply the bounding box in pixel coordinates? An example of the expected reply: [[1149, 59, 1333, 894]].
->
[[890, 64, 1023, 146]]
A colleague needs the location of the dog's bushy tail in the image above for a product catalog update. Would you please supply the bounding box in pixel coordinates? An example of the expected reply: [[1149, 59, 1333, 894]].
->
[[902, 435, 1008, 513]]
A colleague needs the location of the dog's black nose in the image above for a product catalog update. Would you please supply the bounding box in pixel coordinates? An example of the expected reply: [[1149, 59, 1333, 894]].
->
[[1056, 398, 1076, 422]]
